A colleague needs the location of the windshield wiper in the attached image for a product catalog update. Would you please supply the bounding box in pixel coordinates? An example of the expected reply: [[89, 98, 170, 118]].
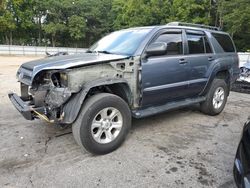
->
[[86, 50, 113, 54], [86, 49, 93, 53], [96, 50, 112, 54]]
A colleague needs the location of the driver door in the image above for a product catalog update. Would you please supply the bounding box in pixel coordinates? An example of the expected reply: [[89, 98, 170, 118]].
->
[[141, 29, 191, 107]]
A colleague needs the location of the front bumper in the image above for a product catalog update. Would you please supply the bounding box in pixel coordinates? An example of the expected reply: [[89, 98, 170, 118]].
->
[[8, 92, 44, 120], [8, 92, 33, 120]]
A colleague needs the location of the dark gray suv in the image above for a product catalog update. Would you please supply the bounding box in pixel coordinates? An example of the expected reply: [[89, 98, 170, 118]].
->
[[9, 22, 239, 154]]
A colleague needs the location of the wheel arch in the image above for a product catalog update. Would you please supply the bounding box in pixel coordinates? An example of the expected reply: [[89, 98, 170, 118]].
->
[[215, 70, 230, 86], [61, 78, 132, 124], [201, 68, 232, 96]]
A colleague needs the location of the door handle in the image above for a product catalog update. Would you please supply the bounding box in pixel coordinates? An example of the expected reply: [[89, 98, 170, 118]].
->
[[179, 58, 187, 64], [208, 57, 214, 61]]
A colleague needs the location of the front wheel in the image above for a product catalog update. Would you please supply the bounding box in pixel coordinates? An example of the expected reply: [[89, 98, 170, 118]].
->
[[72, 93, 131, 155], [200, 79, 228, 116]]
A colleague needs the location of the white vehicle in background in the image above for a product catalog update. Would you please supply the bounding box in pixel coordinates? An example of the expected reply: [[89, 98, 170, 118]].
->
[[238, 52, 250, 83]]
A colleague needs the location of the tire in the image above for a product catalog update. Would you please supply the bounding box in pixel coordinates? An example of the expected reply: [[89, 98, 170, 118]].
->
[[200, 79, 228, 116], [72, 93, 131, 155]]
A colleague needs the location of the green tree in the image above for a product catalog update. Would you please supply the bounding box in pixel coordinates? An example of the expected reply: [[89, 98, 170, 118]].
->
[[44, 23, 67, 47], [82, 0, 113, 46], [169, 0, 211, 24], [68, 15, 87, 47], [0, 0, 16, 44], [32, 1, 48, 45], [42, 0, 71, 47], [222, 0, 250, 51], [0, 0, 249, 51], [112, 0, 171, 29]]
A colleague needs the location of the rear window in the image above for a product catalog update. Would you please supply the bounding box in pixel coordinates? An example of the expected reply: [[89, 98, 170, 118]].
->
[[212, 33, 235, 52]]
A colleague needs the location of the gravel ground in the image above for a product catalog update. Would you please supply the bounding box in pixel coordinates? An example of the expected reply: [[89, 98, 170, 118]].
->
[[0, 56, 249, 188], [232, 81, 250, 94]]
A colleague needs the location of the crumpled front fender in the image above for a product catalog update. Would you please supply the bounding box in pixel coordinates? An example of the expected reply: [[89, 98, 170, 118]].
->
[[61, 78, 130, 124]]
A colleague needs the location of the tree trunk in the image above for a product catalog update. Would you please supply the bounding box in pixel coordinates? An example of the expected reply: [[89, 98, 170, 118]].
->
[[52, 35, 55, 47], [38, 31, 41, 46], [219, 0, 224, 29], [215, 6, 219, 27], [5, 34, 9, 45], [9, 31, 13, 45], [38, 17, 42, 46], [208, 0, 212, 22]]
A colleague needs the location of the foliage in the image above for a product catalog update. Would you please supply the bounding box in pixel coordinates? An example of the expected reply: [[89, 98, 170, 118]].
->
[[222, 0, 250, 51], [68, 15, 86, 41], [0, 0, 249, 51]]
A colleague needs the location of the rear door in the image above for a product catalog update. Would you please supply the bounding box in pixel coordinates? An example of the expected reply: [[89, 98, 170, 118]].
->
[[184, 30, 215, 97], [141, 29, 190, 107]]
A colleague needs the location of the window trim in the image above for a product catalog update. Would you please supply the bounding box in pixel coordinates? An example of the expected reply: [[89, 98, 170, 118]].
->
[[203, 35, 213, 54], [185, 30, 214, 55], [144, 29, 184, 57], [211, 32, 236, 53]]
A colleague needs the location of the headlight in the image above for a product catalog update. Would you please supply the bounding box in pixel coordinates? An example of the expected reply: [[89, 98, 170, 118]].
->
[[59, 72, 68, 87], [51, 72, 68, 87]]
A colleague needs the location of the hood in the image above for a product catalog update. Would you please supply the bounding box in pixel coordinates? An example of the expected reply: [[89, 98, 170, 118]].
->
[[17, 53, 129, 85]]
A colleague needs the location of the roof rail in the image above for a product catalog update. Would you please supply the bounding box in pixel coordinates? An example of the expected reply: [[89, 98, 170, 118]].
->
[[167, 22, 221, 31]]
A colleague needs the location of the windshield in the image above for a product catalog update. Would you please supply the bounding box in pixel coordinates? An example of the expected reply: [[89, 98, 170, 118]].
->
[[89, 28, 152, 56]]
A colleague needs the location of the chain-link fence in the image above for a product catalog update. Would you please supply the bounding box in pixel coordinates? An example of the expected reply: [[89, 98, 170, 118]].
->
[[0, 45, 87, 56]]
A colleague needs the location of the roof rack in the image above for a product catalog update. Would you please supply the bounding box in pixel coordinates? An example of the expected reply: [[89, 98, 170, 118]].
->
[[167, 22, 221, 31]]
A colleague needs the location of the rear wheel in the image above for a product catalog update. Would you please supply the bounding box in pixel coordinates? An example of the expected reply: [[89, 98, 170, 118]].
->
[[72, 93, 131, 155], [200, 79, 228, 116]]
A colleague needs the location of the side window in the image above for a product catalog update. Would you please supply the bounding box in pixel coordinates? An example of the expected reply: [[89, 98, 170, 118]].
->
[[187, 32, 213, 54], [212, 33, 235, 52], [154, 33, 183, 55], [187, 34, 205, 54]]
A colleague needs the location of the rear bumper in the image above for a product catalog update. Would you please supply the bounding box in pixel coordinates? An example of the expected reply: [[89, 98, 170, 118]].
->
[[8, 92, 34, 120]]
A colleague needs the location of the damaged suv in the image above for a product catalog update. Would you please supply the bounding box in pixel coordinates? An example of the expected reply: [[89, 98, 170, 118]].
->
[[9, 22, 239, 154]]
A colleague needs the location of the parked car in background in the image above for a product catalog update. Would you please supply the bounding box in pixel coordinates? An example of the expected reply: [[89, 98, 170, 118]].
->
[[234, 119, 250, 188], [239, 61, 250, 83], [238, 53, 250, 83], [8, 22, 239, 154]]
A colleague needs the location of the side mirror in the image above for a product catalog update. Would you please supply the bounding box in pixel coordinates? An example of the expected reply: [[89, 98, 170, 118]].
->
[[145, 42, 167, 57]]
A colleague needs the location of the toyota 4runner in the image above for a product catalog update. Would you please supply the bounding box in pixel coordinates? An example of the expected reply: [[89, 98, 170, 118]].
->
[[9, 22, 239, 154]]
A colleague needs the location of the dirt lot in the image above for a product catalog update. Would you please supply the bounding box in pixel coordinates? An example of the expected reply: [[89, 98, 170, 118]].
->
[[0, 56, 249, 188]]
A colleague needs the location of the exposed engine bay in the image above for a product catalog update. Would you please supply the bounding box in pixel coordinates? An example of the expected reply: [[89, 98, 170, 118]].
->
[[17, 57, 140, 124]]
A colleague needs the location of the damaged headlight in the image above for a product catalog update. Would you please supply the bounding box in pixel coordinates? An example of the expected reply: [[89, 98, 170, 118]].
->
[[45, 71, 71, 108], [29, 71, 72, 109], [51, 72, 68, 87], [60, 72, 68, 86]]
